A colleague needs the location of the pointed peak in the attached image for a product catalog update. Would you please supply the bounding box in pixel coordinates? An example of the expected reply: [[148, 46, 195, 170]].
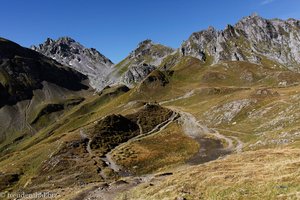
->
[[207, 26, 216, 31], [45, 38, 54, 45], [57, 36, 76, 43], [242, 13, 263, 21], [191, 26, 217, 36], [224, 24, 235, 33], [138, 39, 153, 47], [235, 13, 265, 28], [133, 39, 173, 54], [250, 12, 260, 18], [225, 24, 234, 29]]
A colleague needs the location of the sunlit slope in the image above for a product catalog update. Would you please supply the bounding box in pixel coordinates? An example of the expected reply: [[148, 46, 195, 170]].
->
[[1, 53, 300, 199]]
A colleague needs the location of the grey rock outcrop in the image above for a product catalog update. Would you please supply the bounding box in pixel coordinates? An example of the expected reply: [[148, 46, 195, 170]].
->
[[110, 40, 175, 86], [31, 37, 114, 90], [121, 64, 156, 85], [181, 14, 300, 70], [127, 39, 174, 66]]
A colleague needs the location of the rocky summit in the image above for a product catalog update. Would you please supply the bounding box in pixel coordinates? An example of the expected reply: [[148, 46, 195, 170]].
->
[[181, 14, 300, 70], [31, 37, 114, 90], [110, 39, 175, 86]]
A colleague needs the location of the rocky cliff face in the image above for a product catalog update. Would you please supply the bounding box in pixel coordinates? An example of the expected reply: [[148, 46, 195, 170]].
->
[[121, 64, 156, 85], [181, 14, 300, 71], [31, 37, 114, 90], [112, 40, 175, 86]]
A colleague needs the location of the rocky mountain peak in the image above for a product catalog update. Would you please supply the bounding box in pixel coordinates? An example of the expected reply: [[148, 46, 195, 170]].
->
[[112, 40, 175, 87], [181, 15, 300, 70], [246, 12, 260, 19], [138, 39, 153, 46], [132, 40, 174, 63], [44, 38, 54, 45], [57, 36, 76, 43], [235, 13, 263, 24], [130, 39, 156, 59], [31, 37, 114, 90], [207, 26, 216, 32]]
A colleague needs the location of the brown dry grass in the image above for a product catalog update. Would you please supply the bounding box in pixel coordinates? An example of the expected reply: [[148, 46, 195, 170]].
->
[[117, 147, 300, 200], [111, 122, 199, 175]]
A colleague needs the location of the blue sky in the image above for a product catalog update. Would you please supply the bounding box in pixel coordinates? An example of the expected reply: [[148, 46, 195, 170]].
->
[[1, 0, 300, 63]]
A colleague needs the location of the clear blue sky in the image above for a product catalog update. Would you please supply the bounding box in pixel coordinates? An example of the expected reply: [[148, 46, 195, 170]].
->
[[1, 0, 300, 63]]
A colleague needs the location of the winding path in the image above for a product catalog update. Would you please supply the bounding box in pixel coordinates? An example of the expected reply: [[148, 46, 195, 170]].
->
[[169, 106, 243, 153], [103, 106, 244, 174], [80, 129, 106, 179], [136, 118, 143, 135], [171, 108, 230, 145], [74, 105, 245, 200], [211, 128, 234, 150], [160, 89, 197, 105], [102, 111, 179, 174], [230, 136, 244, 153], [80, 100, 244, 180], [160, 91, 244, 153], [214, 128, 245, 152], [80, 129, 93, 156]]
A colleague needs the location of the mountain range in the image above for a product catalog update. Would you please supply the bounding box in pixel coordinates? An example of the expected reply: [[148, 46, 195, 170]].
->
[[1, 14, 300, 199]]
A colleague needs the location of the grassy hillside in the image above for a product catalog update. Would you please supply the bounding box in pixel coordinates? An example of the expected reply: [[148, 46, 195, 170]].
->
[[1, 54, 300, 199]]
